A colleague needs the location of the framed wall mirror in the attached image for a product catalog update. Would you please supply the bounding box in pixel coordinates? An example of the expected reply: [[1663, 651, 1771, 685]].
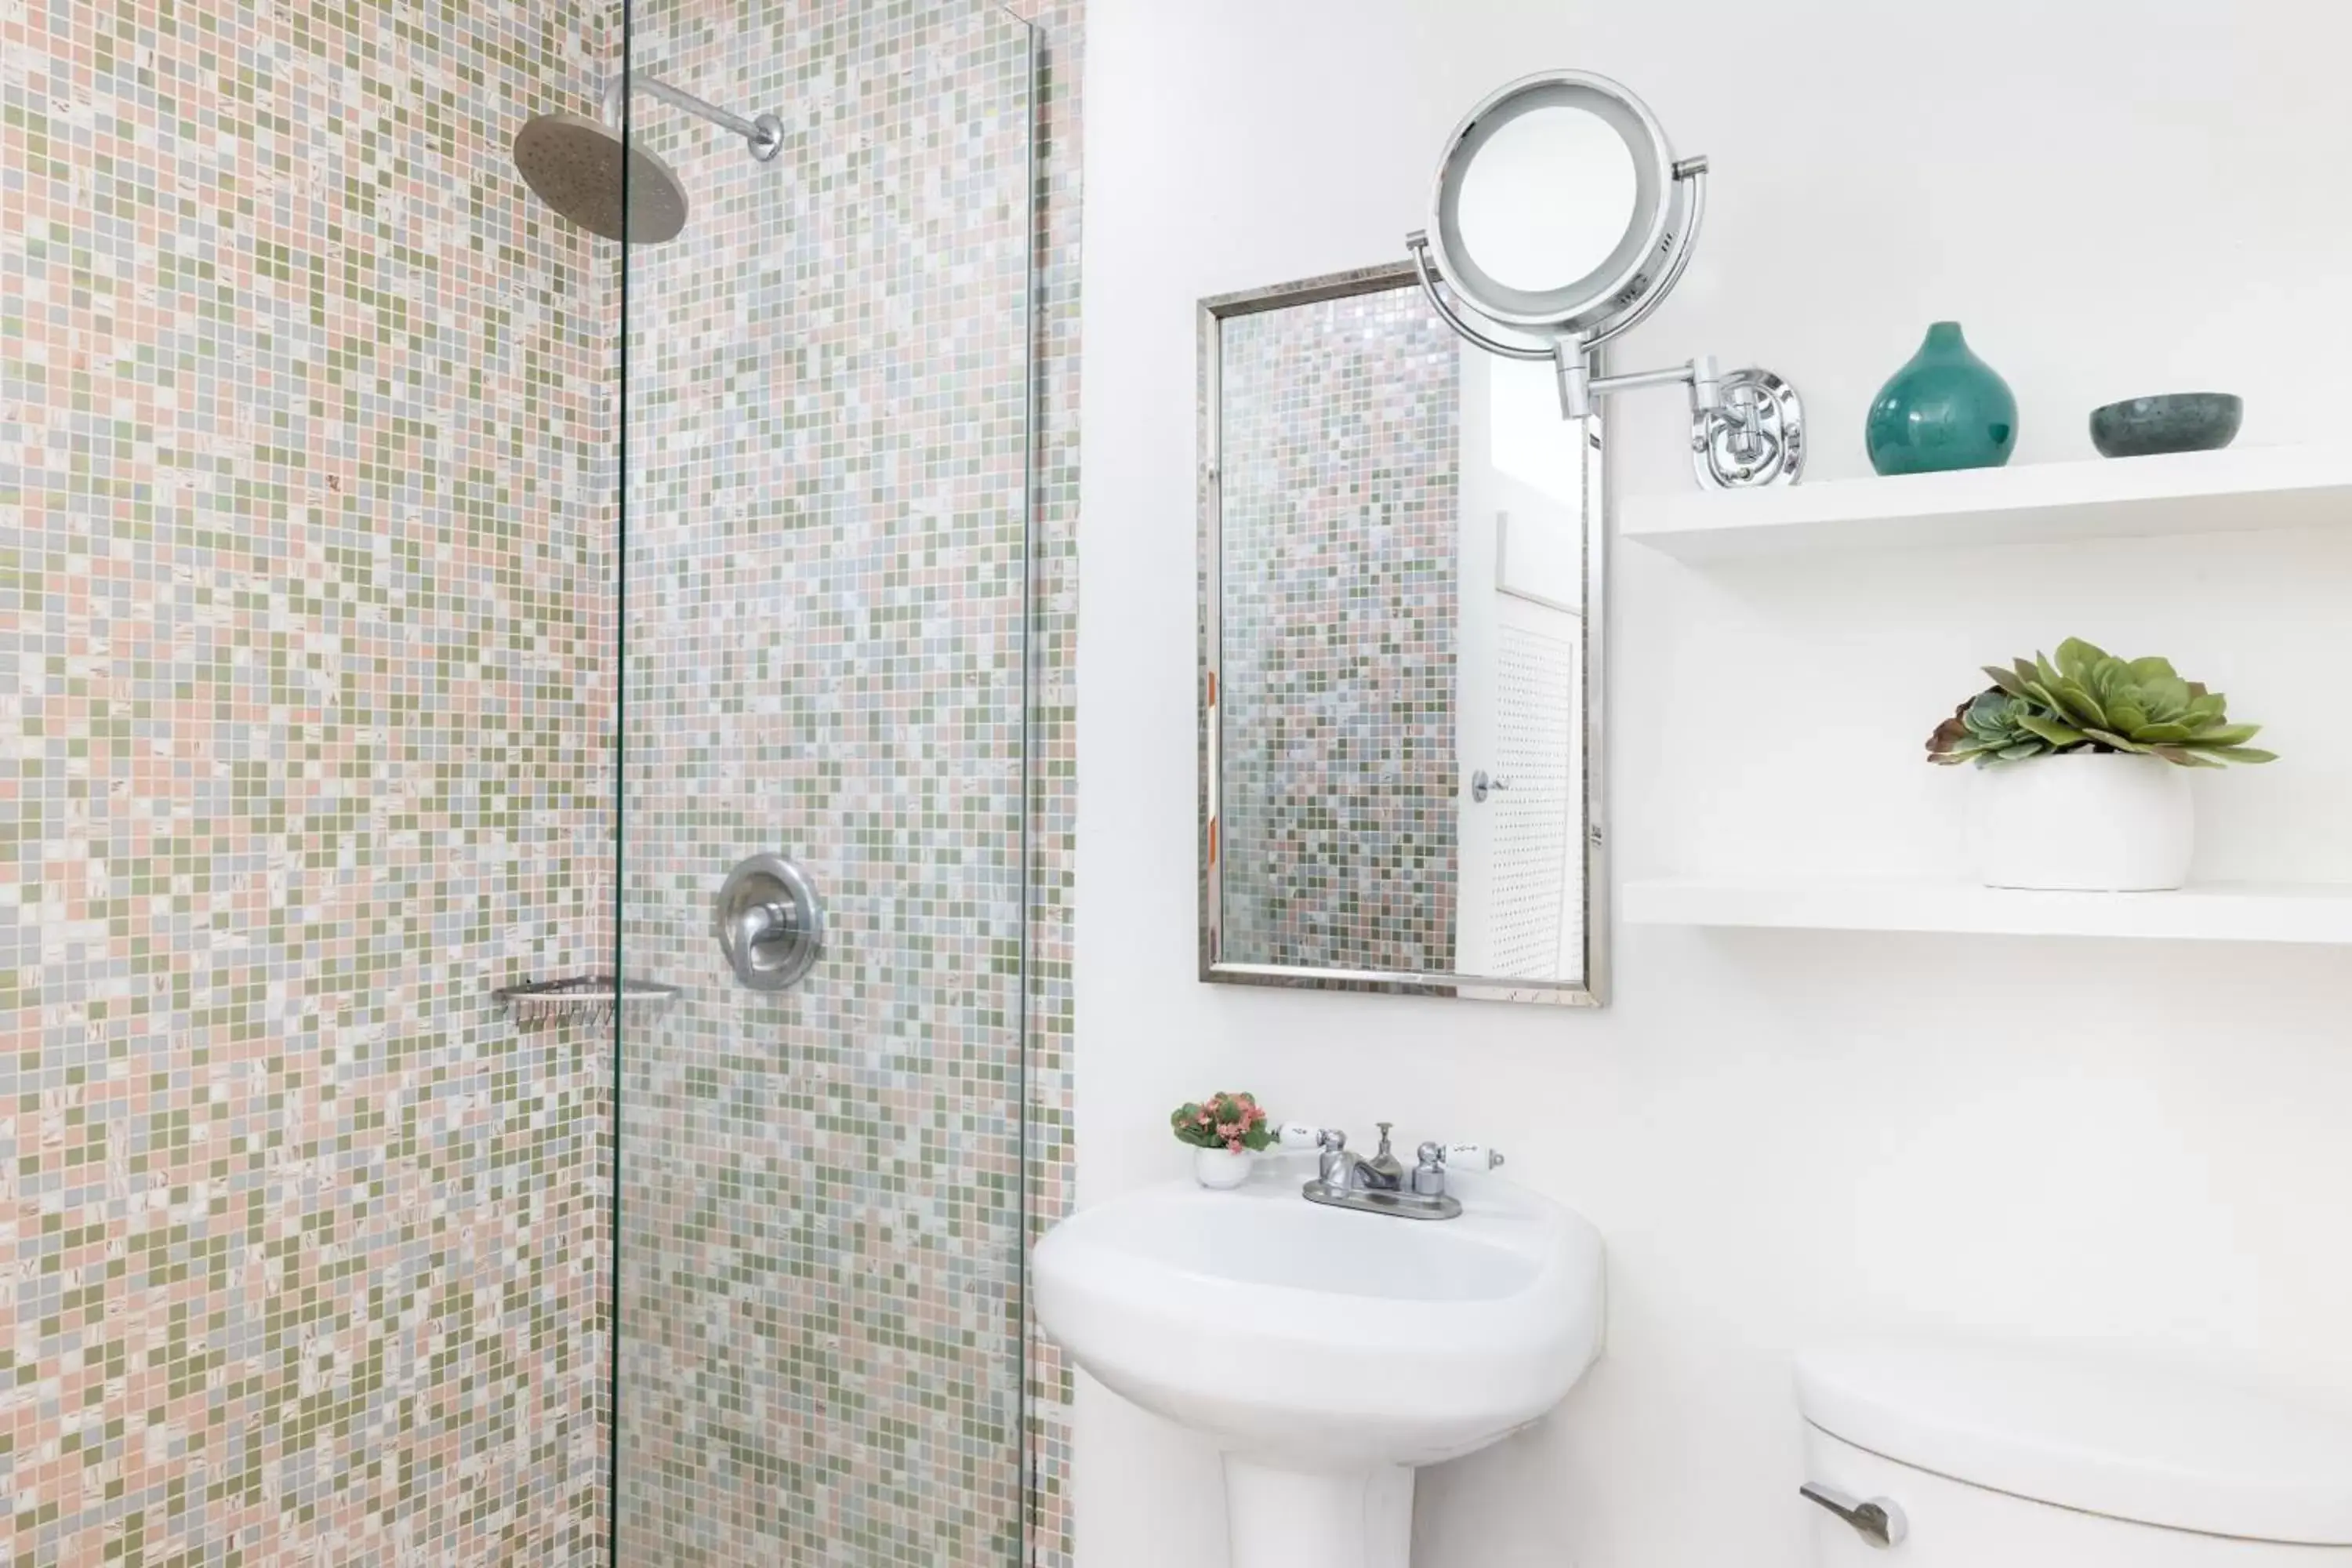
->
[[1199, 263, 1609, 1007]]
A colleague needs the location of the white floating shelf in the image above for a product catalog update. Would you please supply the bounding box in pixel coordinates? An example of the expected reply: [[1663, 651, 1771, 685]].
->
[[1621, 444, 2352, 561], [1623, 877, 2352, 946]]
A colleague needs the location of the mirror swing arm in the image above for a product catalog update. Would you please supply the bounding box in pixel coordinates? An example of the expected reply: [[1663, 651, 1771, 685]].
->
[[1409, 71, 1805, 490]]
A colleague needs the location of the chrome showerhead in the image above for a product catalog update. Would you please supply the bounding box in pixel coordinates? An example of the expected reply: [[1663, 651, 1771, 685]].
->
[[514, 111, 689, 244], [514, 72, 783, 245]]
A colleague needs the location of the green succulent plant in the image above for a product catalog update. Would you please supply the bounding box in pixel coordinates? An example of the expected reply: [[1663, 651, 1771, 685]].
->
[[1933, 688, 2056, 764], [1927, 638, 2276, 770]]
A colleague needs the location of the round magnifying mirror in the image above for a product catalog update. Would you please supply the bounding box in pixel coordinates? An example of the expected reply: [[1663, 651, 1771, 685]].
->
[[1430, 71, 1685, 337], [1455, 106, 1636, 291]]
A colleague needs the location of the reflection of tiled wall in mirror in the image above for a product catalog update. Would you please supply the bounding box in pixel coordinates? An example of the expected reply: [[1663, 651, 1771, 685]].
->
[[1220, 289, 1461, 973]]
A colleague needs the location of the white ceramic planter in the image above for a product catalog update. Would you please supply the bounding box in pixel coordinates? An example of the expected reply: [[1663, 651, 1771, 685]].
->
[[1193, 1146, 1254, 1189], [1967, 750, 2193, 891]]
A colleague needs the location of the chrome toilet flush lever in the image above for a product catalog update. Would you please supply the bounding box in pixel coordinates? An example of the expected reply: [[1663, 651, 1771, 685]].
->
[[1799, 1483, 1908, 1548], [1303, 1126, 1504, 1221]]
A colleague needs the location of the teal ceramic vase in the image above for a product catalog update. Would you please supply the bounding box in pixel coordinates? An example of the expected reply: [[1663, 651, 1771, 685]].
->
[[1864, 321, 2017, 476]]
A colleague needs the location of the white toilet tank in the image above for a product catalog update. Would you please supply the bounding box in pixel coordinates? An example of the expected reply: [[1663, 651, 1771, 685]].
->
[[1795, 1346, 2352, 1567]]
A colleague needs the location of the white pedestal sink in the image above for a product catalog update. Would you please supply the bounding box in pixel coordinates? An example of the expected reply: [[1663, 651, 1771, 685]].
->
[[1035, 1166, 1604, 1568]]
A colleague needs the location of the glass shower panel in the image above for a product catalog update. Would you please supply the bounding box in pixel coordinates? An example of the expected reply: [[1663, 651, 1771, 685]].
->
[[615, 2, 1034, 1564]]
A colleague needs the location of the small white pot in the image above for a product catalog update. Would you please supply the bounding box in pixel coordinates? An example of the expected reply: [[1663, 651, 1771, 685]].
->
[[1192, 1146, 1254, 1190], [1966, 750, 2193, 891]]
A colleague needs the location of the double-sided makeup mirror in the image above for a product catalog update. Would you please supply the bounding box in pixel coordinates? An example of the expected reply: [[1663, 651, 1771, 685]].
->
[[1409, 71, 1805, 489]]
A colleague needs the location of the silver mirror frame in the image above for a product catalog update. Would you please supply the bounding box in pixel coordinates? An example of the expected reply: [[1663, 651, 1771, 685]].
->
[[1197, 263, 1610, 1008]]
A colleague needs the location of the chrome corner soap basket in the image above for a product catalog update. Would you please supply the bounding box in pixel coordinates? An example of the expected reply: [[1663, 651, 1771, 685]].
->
[[493, 975, 680, 1029]]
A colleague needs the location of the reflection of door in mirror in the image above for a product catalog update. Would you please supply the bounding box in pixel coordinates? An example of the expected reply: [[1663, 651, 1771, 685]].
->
[[1218, 288, 1462, 975], [1454, 353, 1590, 993]]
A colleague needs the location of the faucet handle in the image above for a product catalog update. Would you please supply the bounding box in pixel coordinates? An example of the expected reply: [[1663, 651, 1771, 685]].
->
[[1313, 1128, 1351, 1192], [1439, 1143, 1506, 1172], [1411, 1142, 1447, 1198]]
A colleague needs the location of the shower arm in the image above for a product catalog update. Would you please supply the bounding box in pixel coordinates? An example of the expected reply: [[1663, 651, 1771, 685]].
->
[[602, 70, 784, 162]]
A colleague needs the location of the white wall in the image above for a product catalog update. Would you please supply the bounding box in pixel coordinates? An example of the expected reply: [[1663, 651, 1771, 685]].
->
[[1075, 3, 2352, 1565]]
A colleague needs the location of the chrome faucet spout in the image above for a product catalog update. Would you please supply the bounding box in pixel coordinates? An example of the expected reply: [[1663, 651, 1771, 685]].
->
[[1327, 1151, 1391, 1193]]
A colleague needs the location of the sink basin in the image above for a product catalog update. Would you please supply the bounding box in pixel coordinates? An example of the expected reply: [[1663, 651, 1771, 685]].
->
[[1036, 1167, 1604, 1568]]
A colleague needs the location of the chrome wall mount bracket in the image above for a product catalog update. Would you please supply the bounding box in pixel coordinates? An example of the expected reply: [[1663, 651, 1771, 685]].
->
[[1407, 70, 1806, 491], [716, 853, 826, 991], [1695, 368, 1806, 488]]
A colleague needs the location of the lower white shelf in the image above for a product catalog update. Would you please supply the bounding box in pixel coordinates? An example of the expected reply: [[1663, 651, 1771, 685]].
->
[[1621, 877, 2352, 946]]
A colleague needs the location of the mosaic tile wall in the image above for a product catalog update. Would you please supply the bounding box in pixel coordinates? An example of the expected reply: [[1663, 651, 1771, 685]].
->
[[0, 0, 616, 1564], [1216, 289, 1461, 975], [612, 2, 1053, 1563]]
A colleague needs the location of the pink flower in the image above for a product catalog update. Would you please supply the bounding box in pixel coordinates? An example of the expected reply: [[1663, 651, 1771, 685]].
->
[[1225, 1138, 1245, 1152], [1216, 1122, 1240, 1140], [1196, 1112, 1213, 1126]]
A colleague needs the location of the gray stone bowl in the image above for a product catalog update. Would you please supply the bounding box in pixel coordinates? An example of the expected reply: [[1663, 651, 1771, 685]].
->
[[2089, 393, 2243, 458]]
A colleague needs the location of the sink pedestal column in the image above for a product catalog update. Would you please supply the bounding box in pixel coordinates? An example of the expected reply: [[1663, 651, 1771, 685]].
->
[[1222, 1455, 1413, 1568]]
